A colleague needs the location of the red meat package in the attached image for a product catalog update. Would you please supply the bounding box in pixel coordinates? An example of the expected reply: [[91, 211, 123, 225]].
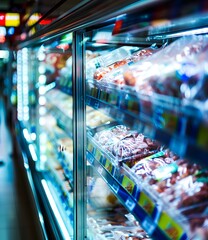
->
[[123, 35, 208, 100]]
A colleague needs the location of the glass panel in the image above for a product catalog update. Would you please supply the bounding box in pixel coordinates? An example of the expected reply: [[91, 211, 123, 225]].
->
[[35, 34, 74, 239], [84, 33, 151, 239]]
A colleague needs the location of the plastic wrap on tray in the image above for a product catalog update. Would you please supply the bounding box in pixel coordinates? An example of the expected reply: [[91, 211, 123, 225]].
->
[[93, 45, 159, 84], [123, 35, 208, 100], [86, 109, 114, 128], [156, 167, 208, 213], [147, 159, 203, 193], [94, 125, 160, 166], [131, 149, 179, 179], [86, 47, 131, 80]]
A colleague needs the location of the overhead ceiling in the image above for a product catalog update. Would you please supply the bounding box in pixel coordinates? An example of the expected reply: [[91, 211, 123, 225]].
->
[[0, 0, 34, 13]]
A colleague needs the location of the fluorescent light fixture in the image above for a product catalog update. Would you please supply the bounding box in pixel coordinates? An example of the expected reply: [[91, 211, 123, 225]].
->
[[39, 106, 46, 115], [39, 75, 46, 84], [23, 128, 31, 142], [31, 133, 36, 141], [39, 117, 46, 125], [28, 144, 38, 161], [39, 96, 46, 105], [39, 86, 46, 95], [155, 27, 208, 39], [41, 179, 71, 240]]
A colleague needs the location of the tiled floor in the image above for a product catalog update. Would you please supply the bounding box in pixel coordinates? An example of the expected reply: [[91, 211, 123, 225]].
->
[[0, 99, 43, 240]]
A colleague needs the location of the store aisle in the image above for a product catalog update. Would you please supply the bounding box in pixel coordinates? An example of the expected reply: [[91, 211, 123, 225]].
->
[[0, 99, 43, 240]]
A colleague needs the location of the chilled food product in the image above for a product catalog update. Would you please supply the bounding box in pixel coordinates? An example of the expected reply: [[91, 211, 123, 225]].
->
[[147, 160, 203, 193], [88, 177, 118, 208], [93, 45, 159, 84], [131, 149, 179, 179], [86, 47, 131, 80], [94, 125, 160, 165], [88, 208, 151, 239], [123, 35, 208, 100], [86, 109, 114, 128]]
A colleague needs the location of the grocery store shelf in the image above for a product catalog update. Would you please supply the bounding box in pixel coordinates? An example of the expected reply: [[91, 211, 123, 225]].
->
[[86, 82, 208, 167], [86, 136, 189, 240]]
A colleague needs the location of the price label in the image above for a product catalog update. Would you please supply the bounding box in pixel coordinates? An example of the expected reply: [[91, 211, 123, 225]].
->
[[95, 150, 102, 161], [87, 155, 94, 165], [121, 175, 135, 195], [108, 93, 118, 105], [125, 197, 136, 211], [100, 90, 108, 101], [138, 191, 155, 216], [112, 181, 119, 194], [94, 101, 99, 109], [128, 99, 139, 114], [87, 142, 94, 153], [142, 216, 156, 235], [105, 158, 113, 173], [158, 211, 185, 240]]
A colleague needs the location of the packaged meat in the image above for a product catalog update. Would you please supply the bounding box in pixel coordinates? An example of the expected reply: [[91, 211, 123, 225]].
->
[[123, 35, 208, 100], [148, 159, 203, 193], [93, 45, 159, 85], [94, 125, 160, 166], [131, 149, 179, 179], [86, 47, 131, 80]]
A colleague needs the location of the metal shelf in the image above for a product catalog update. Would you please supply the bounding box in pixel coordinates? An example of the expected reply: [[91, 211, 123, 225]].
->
[[86, 136, 189, 240]]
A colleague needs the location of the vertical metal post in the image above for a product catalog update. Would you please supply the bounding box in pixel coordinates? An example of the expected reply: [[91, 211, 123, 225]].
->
[[72, 31, 86, 240]]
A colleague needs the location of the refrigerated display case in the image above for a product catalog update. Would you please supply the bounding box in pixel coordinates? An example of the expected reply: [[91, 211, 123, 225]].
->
[[16, 0, 208, 240]]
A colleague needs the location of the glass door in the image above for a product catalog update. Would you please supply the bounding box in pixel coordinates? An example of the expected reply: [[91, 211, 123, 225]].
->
[[35, 33, 74, 239]]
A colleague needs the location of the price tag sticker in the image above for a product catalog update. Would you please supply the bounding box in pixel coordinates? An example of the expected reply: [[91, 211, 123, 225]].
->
[[87, 142, 94, 153], [105, 158, 113, 174], [95, 149, 102, 161], [138, 191, 155, 216], [112, 181, 119, 194], [125, 197, 136, 211], [158, 211, 185, 240], [121, 175, 135, 195], [87, 155, 94, 165], [108, 93, 118, 105], [142, 216, 156, 235], [94, 101, 99, 109]]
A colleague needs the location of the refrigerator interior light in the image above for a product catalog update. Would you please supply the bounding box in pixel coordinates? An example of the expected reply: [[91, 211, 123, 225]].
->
[[39, 117, 46, 125], [38, 52, 46, 61], [156, 27, 208, 39], [28, 144, 38, 161], [40, 133, 47, 142], [23, 128, 31, 142], [40, 155, 47, 162], [39, 85, 46, 95], [39, 75, 46, 84], [39, 106, 46, 115], [39, 96, 46, 105], [41, 179, 71, 240], [38, 65, 46, 74], [31, 133, 36, 141]]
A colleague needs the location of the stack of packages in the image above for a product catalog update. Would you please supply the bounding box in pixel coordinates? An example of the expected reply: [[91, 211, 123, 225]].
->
[[93, 125, 208, 238]]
